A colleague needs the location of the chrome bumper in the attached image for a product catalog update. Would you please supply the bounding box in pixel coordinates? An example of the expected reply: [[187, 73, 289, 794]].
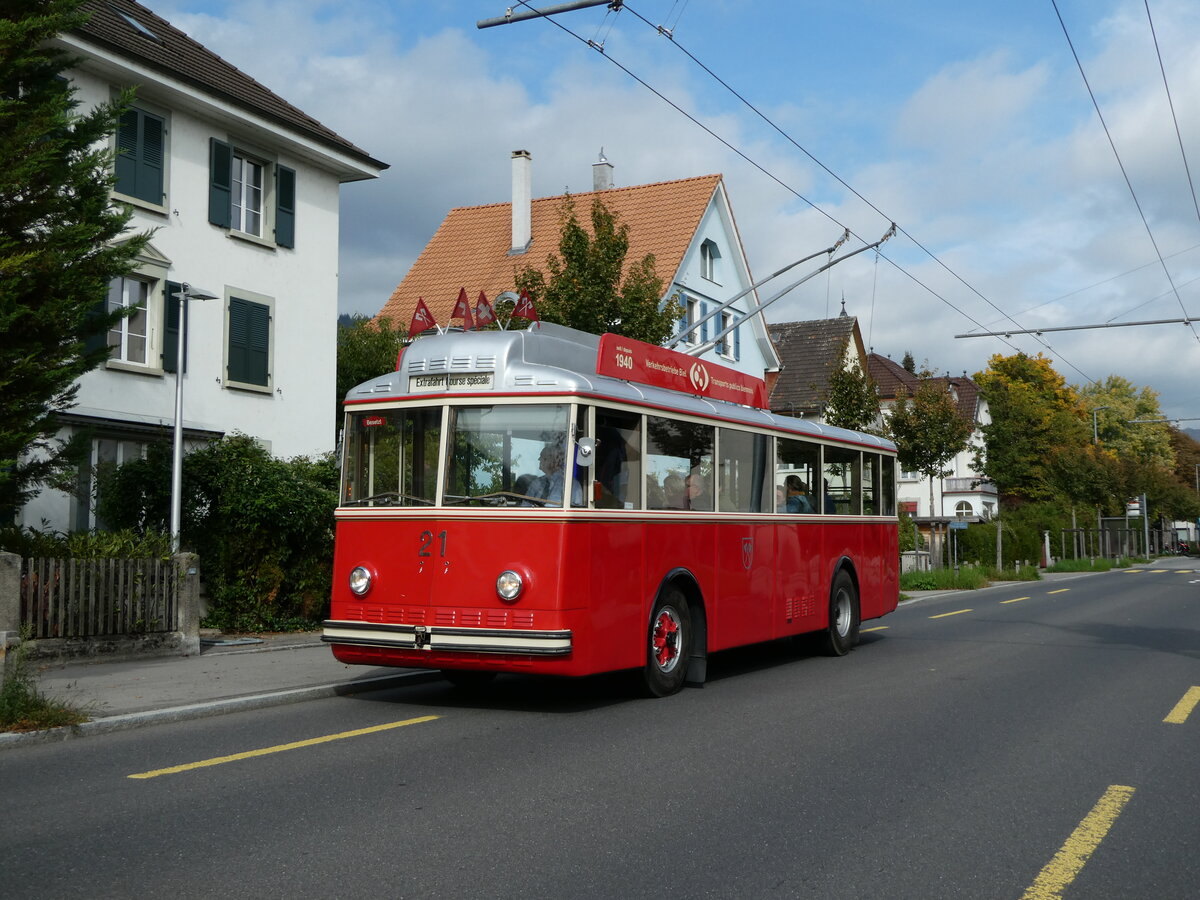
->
[[321, 620, 573, 656]]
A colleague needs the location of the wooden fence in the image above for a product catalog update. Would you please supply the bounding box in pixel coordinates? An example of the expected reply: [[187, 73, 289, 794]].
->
[[20, 557, 181, 640]]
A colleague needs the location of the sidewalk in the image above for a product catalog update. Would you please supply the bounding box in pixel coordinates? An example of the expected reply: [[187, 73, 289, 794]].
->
[[1, 632, 433, 750]]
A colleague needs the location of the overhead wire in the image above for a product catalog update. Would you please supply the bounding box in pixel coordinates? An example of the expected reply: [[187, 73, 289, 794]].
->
[[1051, 0, 1200, 345], [1145, 0, 1200, 228], [611, 1, 1097, 382]]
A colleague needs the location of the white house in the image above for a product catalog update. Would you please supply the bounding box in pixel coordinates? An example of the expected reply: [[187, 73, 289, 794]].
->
[[20, 0, 386, 532], [376, 152, 782, 386]]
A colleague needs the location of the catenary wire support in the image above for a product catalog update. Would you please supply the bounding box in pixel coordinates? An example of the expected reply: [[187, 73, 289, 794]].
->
[[664, 229, 850, 350], [477, 0, 621, 29], [681, 224, 895, 358]]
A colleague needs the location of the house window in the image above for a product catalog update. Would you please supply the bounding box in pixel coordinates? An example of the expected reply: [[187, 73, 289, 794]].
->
[[955, 501, 973, 518], [718, 310, 741, 360], [74, 435, 148, 531], [232, 152, 264, 237], [225, 291, 273, 390], [209, 138, 296, 248], [700, 239, 720, 282], [114, 106, 165, 206], [684, 297, 701, 345], [106, 276, 152, 366]]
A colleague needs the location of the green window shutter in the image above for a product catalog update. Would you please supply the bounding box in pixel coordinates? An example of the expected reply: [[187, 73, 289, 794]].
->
[[162, 280, 185, 373], [228, 296, 270, 386], [275, 165, 295, 248], [209, 138, 232, 228], [114, 109, 164, 204]]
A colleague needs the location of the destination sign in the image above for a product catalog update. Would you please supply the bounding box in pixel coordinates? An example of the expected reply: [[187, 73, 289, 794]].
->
[[595, 333, 768, 408], [408, 372, 494, 394]]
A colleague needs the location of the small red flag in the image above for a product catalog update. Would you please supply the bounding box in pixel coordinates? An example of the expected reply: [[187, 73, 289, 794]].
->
[[474, 291, 497, 328], [451, 288, 474, 330], [512, 289, 539, 322], [408, 297, 437, 338]]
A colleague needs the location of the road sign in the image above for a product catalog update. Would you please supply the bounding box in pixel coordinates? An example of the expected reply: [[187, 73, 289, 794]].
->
[[949, 520, 968, 530]]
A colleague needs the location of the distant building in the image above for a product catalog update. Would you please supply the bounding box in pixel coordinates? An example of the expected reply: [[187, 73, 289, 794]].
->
[[766, 307, 868, 420], [21, 0, 386, 532], [376, 151, 782, 384]]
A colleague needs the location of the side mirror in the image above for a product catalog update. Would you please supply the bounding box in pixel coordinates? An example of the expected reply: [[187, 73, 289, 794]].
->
[[575, 437, 596, 468]]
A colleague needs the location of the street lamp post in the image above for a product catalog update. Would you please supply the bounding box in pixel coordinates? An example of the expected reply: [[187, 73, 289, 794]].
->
[[170, 283, 218, 552], [1091, 406, 1110, 557], [1092, 406, 1110, 444]]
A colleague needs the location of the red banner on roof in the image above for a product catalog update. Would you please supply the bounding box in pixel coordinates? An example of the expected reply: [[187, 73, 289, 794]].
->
[[596, 333, 768, 409]]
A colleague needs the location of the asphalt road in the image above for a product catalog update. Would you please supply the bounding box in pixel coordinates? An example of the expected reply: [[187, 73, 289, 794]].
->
[[2, 567, 1197, 899]]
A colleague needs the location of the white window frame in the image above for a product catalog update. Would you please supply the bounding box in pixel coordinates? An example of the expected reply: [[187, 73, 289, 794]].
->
[[103, 245, 170, 375], [232, 150, 266, 238], [955, 500, 973, 518], [718, 310, 735, 359], [700, 239, 720, 283], [685, 297, 700, 346]]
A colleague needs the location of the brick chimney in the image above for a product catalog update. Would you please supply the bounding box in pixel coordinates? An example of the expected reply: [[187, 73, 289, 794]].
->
[[510, 150, 532, 255], [592, 147, 613, 191]]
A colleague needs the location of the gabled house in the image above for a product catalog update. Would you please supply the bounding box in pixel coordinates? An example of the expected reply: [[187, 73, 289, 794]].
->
[[20, 0, 386, 532], [766, 308, 870, 420], [868, 354, 995, 522], [376, 151, 781, 383]]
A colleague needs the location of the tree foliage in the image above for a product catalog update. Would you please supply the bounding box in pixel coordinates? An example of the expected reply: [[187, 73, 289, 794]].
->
[[886, 375, 973, 513], [822, 340, 880, 432], [97, 436, 336, 630], [1079, 376, 1174, 471], [514, 194, 680, 343], [0, 0, 150, 519], [335, 315, 403, 428], [974, 352, 1089, 501]]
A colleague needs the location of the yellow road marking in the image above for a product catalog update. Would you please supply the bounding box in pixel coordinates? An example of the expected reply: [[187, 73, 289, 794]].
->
[[1164, 687, 1200, 725], [1150, 569, 1168, 573], [128, 715, 440, 780], [1047, 589, 1070, 594], [1174, 570, 1192, 574], [862, 625, 889, 632], [1001, 597, 1030, 604], [1020, 785, 1136, 900], [929, 609, 972, 619], [1123, 569, 1143, 573]]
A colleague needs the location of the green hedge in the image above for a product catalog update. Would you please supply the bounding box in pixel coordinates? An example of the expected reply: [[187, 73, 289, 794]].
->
[[97, 434, 336, 631]]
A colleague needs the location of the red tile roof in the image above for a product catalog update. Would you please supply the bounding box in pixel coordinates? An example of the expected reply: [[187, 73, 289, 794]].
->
[[377, 174, 723, 328]]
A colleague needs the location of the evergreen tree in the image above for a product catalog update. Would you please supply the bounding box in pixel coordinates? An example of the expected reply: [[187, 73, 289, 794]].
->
[[1, 0, 149, 519], [901, 350, 916, 373], [514, 194, 681, 343]]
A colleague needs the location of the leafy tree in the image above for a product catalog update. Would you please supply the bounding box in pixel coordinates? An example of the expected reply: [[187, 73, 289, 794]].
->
[[335, 315, 403, 428], [1079, 376, 1174, 471], [822, 339, 880, 432], [0, 0, 149, 520], [514, 194, 681, 343], [974, 352, 1089, 501], [901, 350, 916, 373], [886, 375, 973, 517]]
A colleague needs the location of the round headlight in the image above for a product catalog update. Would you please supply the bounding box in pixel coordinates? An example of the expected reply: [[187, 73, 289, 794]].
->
[[349, 566, 372, 596], [496, 570, 524, 602]]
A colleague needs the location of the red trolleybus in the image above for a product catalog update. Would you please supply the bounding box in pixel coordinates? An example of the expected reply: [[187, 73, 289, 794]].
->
[[324, 322, 898, 695]]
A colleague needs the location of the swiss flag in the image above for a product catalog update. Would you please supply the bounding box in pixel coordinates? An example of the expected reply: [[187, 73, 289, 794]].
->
[[451, 287, 474, 330], [474, 291, 497, 328], [512, 289, 539, 322], [408, 297, 437, 338]]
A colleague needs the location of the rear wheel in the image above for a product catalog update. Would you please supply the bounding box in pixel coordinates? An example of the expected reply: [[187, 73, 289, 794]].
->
[[642, 587, 691, 697], [819, 569, 860, 657]]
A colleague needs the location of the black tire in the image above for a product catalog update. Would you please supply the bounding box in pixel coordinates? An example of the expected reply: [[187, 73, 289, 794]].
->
[[441, 669, 497, 692], [819, 569, 860, 657], [642, 587, 692, 697]]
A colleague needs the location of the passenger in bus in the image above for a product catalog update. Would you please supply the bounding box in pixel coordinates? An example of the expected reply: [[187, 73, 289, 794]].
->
[[684, 470, 713, 511], [823, 478, 838, 514], [513, 473, 536, 500], [662, 472, 686, 509], [531, 442, 583, 507], [785, 475, 815, 514]]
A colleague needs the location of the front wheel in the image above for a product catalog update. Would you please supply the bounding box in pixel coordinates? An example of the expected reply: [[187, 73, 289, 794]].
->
[[819, 569, 860, 657], [642, 588, 691, 697]]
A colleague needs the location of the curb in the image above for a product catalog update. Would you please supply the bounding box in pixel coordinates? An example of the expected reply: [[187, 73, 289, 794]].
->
[[0, 669, 440, 751]]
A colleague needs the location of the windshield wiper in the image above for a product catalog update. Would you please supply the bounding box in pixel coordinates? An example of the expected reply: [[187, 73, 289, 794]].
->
[[343, 492, 435, 507]]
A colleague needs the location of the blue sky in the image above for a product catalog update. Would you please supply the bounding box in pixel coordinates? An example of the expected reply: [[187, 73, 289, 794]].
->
[[151, 0, 1200, 420]]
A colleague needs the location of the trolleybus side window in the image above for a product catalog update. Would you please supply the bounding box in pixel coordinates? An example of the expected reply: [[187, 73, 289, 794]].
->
[[822, 446, 860, 515], [444, 404, 573, 507], [863, 453, 879, 516], [776, 436, 820, 514], [646, 416, 714, 511], [880, 454, 896, 516], [717, 427, 770, 512], [343, 408, 440, 507], [595, 407, 641, 510]]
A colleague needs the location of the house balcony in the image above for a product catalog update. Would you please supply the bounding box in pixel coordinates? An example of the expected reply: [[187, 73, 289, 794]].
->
[[943, 476, 996, 495]]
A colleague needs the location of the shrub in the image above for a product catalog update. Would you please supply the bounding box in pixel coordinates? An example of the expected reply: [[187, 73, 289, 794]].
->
[[0, 526, 171, 560], [97, 434, 336, 631], [1, 629, 87, 732], [900, 566, 989, 591]]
